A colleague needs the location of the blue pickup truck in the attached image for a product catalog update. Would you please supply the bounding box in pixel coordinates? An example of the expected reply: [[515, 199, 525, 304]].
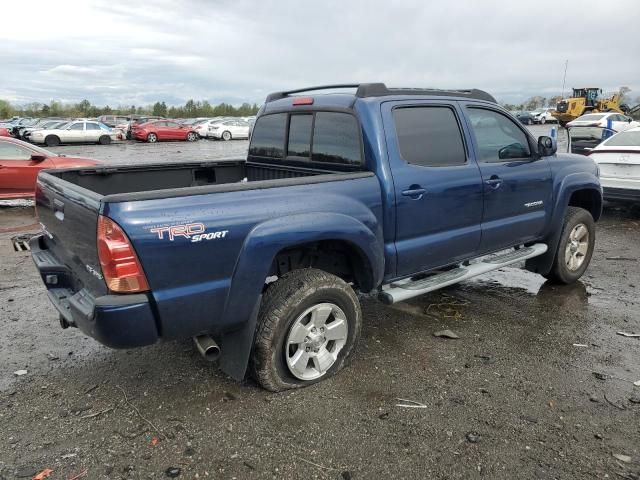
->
[[31, 83, 602, 391]]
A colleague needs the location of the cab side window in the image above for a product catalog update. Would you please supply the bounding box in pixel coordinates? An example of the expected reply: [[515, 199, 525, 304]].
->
[[393, 106, 467, 167], [466, 108, 531, 162]]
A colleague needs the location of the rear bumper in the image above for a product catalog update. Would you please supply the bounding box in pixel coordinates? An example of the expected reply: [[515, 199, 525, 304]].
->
[[30, 234, 159, 348]]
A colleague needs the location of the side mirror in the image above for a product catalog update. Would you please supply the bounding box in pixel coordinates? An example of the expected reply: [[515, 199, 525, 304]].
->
[[31, 153, 47, 162], [538, 136, 557, 157]]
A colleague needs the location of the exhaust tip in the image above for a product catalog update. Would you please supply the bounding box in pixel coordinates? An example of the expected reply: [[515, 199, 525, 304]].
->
[[194, 335, 221, 362]]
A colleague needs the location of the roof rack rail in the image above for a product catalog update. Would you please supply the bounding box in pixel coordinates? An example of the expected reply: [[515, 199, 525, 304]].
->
[[265, 83, 496, 103]]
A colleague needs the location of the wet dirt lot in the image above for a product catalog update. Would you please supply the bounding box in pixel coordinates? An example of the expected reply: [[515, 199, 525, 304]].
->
[[1, 132, 639, 480]]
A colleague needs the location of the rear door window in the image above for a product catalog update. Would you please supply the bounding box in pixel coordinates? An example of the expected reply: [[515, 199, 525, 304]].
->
[[393, 106, 467, 167]]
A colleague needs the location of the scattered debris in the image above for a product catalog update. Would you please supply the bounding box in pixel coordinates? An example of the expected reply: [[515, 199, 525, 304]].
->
[[67, 469, 88, 480], [61, 453, 77, 459], [433, 329, 460, 339], [629, 396, 640, 404], [116, 385, 165, 439], [84, 384, 99, 394], [378, 412, 389, 419], [395, 398, 428, 409], [617, 332, 640, 338], [589, 395, 600, 403], [296, 457, 338, 472], [466, 432, 482, 443], [165, 467, 181, 477], [80, 407, 113, 419], [46, 353, 59, 361], [32, 469, 53, 480], [634, 380, 640, 387], [13, 369, 28, 376], [592, 372, 609, 381], [243, 461, 255, 470], [151, 437, 159, 446], [573, 343, 588, 347], [341, 471, 353, 480], [613, 454, 632, 463], [605, 256, 636, 261], [594, 433, 603, 440], [604, 393, 626, 411]]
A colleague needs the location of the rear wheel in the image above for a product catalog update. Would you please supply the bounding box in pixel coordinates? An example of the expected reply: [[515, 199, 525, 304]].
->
[[44, 135, 60, 147], [544, 207, 595, 284], [98, 135, 111, 145], [251, 269, 362, 392], [147, 133, 157, 143], [186, 132, 198, 142], [540, 117, 546, 124], [222, 130, 232, 141]]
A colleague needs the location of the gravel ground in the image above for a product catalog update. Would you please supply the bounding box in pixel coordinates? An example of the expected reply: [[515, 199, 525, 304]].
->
[[1, 131, 639, 480]]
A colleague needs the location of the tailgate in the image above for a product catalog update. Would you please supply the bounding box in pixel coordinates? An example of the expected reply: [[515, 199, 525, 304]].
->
[[33, 171, 108, 297]]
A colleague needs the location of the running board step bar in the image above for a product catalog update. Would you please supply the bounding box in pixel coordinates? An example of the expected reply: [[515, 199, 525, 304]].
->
[[379, 243, 548, 304]]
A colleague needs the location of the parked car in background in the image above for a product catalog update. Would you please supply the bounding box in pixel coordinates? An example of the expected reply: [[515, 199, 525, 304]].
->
[[98, 115, 131, 128], [0, 136, 98, 199], [531, 108, 557, 124], [194, 118, 230, 138], [587, 126, 640, 203], [119, 116, 165, 139], [29, 120, 122, 146], [21, 120, 70, 141], [567, 113, 639, 131], [132, 120, 198, 143], [516, 111, 536, 125], [567, 126, 616, 156], [0, 127, 10, 137], [209, 118, 251, 140]]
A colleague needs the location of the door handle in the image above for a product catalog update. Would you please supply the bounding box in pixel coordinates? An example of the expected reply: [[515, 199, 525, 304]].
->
[[484, 176, 502, 190], [401, 185, 427, 200]]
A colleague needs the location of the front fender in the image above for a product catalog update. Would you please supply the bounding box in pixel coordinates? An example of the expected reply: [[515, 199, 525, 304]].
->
[[216, 212, 383, 381], [526, 171, 601, 275]]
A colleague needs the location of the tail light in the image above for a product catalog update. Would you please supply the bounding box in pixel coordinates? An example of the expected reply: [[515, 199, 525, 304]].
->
[[97, 215, 149, 293]]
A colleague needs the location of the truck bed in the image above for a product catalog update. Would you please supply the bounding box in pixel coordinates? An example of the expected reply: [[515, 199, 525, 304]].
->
[[48, 160, 358, 201]]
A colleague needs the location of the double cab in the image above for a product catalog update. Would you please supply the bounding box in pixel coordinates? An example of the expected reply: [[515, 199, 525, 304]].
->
[[31, 83, 602, 391]]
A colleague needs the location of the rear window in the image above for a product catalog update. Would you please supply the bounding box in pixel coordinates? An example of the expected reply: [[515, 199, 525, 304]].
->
[[249, 111, 362, 166], [603, 130, 640, 147]]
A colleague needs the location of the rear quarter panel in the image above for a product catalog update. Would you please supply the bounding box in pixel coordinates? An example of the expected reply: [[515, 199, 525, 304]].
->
[[103, 175, 384, 340]]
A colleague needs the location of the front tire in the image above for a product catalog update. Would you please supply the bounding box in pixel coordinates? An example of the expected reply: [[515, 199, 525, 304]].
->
[[186, 132, 198, 142], [251, 269, 362, 392], [540, 117, 546, 124], [44, 135, 60, 147], [221, 130, 232, 141], [98, 135, 111, 145], [147, 133, 157, 143], [544, 207, 595, 284]]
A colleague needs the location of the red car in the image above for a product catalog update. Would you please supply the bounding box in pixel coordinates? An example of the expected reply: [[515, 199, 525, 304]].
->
[[0, 127, 10, 137], [0, 137, 98, 200], [132, 120, 198, 143]]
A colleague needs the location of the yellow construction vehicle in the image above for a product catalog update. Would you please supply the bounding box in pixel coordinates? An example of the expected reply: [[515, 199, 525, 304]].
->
[[552, 87, 628, 126]]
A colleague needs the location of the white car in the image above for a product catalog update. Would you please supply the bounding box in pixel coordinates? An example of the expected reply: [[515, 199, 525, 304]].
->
[[567, 113, 639, 132], [209, 119, 251, 141], [194, 118, 226, 138], [29, 120, 123, 146], [531, 108, 556, 124], [588, 126, 640, 203]]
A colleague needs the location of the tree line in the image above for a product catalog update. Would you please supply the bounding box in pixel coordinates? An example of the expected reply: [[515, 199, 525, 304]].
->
[[0, 98, 260, 120]]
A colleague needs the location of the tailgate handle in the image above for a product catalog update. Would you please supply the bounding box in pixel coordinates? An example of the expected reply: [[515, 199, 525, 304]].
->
[[53, 199, 65, 221]]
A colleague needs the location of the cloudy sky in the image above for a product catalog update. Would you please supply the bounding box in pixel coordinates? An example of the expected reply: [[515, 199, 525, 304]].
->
[[1, 0, 639, 107]]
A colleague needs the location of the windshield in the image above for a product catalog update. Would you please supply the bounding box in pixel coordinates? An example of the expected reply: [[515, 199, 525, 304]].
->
[[577, 114, 605, 121], [603, 130, 640, 147]]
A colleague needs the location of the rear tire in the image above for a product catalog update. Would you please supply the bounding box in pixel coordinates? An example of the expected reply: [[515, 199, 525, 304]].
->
[[187, 132, 198, 142], [251, 269, 362, 392], [222, 130, 232, 141], [98, 135, 111, 145], [544, 207, 595, 284], [147, 133, 157, 143], [540, 117, 546, 124], [44, 135, 60, 147]]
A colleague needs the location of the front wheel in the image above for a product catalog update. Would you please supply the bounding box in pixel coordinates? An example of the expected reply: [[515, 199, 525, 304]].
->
[[221, 130, 232, 141], [98, 135, 111, 145], [45, 135, 60, 147], [186, 132, 198, 142], [147, 133, 157, 143], [544, 207, 595, 284], [540, 117, 546, 124], [251, 269, 362, 392]]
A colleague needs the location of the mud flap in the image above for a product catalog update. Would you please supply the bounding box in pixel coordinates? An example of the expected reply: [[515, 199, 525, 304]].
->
[[218, 295, 262, 381], [526, 230, 562, 275]]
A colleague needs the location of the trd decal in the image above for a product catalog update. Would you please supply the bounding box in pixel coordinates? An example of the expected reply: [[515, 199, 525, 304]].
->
[[524, 200, 543, 208], [149, 223, 228, 242]]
